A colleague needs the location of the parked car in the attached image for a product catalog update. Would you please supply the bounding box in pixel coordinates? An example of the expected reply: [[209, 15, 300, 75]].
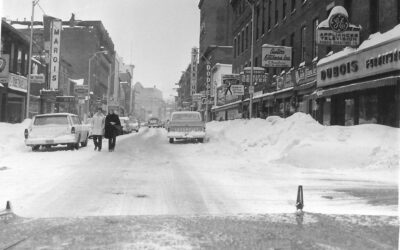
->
[[119, 117, 133, 134], [24, 113, 90, 151], [167, 111, 206, 143]]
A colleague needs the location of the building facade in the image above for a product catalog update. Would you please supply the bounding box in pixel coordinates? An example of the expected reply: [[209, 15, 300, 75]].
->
[[211, 0, 399, 127]]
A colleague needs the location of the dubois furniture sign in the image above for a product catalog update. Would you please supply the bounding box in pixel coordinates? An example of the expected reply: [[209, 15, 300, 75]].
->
[[317, 38, 400, 87]]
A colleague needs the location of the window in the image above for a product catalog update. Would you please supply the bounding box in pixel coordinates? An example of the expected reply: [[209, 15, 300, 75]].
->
[[241, 30, 245, 53], [300, 26, 306, 62], [370, 0, 379, 33], [281, 38, 286, 46], [344, 0, 352, 21], [255, 56, 259, 67], [256, 5, 260, 39], [275, 0, 279, 24], [17, 49, 22, 74], [262, 0, 266, 34], [34, 116, 69, 126], [234, 38, 237, 58], [238, 34, 241, 55], [245, 26, 249, 49], [312, 18, 319, 59], [290, 33, 295, 66], [283, 0, 287, 19], [359, 94, 378, 124], [291, 0, 296, 12], [268, 0, 272, 30]]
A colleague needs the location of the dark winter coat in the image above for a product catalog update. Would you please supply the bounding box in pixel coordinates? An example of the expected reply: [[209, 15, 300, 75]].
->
[[104, 113, 121, 139]]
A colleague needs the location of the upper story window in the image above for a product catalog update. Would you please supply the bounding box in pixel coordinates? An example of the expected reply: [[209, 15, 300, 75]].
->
[[268, 0, 272, 30], [312, 18, 319, 59], [300, 26, 307, 62], [275, 0, 279, 24], [291, 0, 296, 12], [282, 0, 287, 20], [246, 25, 249, 49], [370, 0, 379, 33], [17, 48, 22, 74]]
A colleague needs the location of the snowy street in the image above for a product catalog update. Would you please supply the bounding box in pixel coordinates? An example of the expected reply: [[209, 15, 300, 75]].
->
[[0, 114, 398, 218]]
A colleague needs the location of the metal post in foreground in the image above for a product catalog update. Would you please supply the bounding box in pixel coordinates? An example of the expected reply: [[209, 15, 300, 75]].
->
[[26, 0, 39, 119]]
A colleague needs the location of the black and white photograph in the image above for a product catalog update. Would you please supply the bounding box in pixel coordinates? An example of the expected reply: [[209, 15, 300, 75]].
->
[[0, 0, 399, 249]]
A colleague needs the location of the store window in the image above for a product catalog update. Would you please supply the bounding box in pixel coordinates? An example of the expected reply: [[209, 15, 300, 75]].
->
[[322, 98, 331, 125], [17, 49, 22, 74], [344, 98, 355, 126], [359, 94, 378, 124]]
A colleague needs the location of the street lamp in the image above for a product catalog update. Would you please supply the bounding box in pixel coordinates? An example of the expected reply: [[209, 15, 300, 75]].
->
[[87, 50, 107, 120], [26, 0, 40, 119], [245, 0, 256, 119]]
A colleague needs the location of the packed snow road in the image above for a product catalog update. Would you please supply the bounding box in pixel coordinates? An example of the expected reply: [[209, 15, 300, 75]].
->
[[0, 114, 398, 218]]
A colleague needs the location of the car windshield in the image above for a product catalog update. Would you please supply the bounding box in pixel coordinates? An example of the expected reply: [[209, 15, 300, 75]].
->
[[33, 116, 69, 126], [171, 113, 201, 121]]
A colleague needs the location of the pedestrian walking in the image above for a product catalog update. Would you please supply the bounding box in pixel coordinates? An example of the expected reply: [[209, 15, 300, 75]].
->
[[91, 107, 105, 151], [104, 109, 121, 152]]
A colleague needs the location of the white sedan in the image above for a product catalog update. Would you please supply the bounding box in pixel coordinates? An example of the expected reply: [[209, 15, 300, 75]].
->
[[24, 113, 90, 151]]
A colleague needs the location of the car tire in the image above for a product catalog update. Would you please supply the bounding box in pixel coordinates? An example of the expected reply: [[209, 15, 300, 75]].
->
[[169, 138, 174, 144], [81, 135, 88, 147], [32, 145, 40, 151], [198, 138, 204, 143], [74, 136, 81, 150]]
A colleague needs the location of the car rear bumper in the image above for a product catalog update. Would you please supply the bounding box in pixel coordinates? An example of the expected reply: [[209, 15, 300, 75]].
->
[[167, 131, 206, 139], [25, 135, 77, 146]]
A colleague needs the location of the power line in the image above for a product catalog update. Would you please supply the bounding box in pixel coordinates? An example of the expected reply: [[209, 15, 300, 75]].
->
[[37, 2, 46, 15]]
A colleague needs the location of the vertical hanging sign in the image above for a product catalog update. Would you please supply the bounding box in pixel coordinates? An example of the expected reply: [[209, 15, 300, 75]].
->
[[206, 62, 211, 98], [190, 47, 198, 96], [49, 19, 61, 89]]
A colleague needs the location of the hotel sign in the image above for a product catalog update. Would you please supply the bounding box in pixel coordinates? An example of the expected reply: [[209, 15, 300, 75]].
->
[[317, 38, 400, 87], [262, 45, 292, 68], [49, 19, 62, 89], [190, 47, 198, 96]]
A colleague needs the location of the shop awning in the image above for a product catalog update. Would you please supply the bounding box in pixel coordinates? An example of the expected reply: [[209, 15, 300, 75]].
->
[[274, 87, 294, 99], [317, 76, 399, 98], [294, 80, 317, 95]]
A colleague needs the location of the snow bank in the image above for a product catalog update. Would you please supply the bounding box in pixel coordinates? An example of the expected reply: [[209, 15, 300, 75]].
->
[[0, 119, 31, 156], [207, 113, 399, 171]]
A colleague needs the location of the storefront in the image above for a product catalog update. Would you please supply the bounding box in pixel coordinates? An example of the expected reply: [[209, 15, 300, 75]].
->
[[5, 73, 28, 123], [211, 100, 242, 121], [316, 29, 400, 127]]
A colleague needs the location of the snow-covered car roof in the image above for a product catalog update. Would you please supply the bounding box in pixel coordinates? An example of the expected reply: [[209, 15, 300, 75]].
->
[[34, 113, 77, 117]]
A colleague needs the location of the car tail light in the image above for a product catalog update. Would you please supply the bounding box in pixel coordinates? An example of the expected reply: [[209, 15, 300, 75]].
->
[[71, 127, 76, 134], [24, 129, 29, 139]]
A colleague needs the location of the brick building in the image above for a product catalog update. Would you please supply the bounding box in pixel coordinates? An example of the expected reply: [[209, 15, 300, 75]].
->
[[212, 0, 399, 127]]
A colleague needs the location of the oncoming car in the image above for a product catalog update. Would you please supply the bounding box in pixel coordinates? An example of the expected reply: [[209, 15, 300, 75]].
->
[[24, 113, 90, 151], [167, 111, 206, 143], [148, 117, 161, 128]]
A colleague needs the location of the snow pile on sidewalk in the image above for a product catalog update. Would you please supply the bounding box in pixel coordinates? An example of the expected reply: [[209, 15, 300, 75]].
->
[[206, 113, 399, 171], [0, 119, 31, 156]]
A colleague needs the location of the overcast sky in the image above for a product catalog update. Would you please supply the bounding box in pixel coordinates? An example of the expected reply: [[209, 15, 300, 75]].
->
[[2, 0, 200, 99]]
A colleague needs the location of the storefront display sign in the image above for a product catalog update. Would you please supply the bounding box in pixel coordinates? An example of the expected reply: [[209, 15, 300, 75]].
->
[[262, 45, 292, 67], [0, 55, 10, 78], [317, 38, 400, 87], [316, 6, 361, 46], [8, 73, 27, 92]]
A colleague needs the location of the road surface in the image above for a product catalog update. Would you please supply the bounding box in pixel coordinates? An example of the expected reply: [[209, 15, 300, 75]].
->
[[0, 127, 397, 218]]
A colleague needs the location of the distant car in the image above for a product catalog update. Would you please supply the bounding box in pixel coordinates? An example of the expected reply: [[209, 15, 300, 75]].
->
[[24, 113, 90, 151], [129, 121, 140, 132], [148, 117, 161, 128], [119, 117, 133, 134], [167, 111, 206, 143]]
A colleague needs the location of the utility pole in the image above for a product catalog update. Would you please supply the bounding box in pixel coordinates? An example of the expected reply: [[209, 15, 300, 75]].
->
[[246, 0, 255, 119], [26, 0, 39, 118]]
